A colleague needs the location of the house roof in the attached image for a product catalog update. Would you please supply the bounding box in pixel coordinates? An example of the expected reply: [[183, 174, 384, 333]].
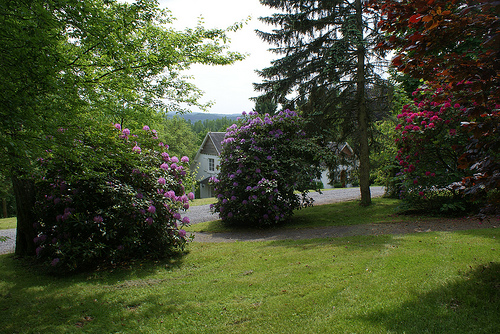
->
[[192, 132, 226, 168], [208, 132, 226, 155], [327, 142, 354, 156]]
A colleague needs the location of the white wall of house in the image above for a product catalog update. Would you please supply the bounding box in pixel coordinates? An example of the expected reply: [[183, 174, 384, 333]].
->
[[319, 163, 356, 189], [320, 170, 334, 189], [193, 153, 221, 198]]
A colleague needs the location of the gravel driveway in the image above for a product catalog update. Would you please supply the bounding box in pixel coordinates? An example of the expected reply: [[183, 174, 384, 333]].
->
[[183, 186, 385, 225], [0, 187, 383, 254]]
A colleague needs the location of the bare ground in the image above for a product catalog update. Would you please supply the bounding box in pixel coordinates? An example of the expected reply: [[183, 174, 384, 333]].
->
[[189, 216, 499, 243]]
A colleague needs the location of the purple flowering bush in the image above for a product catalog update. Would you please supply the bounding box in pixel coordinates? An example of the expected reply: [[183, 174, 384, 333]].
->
[[210, 110, 322, 227], [33, 123, 195, 272]]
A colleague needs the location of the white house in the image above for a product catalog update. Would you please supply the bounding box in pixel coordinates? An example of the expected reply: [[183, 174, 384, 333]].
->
[[191, 132, 226, 198], [319, 142, 357, 188], [192, 133, 357, 197]]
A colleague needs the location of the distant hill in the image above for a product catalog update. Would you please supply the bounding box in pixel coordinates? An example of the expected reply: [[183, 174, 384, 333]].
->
[[168, 112, 240, 123]]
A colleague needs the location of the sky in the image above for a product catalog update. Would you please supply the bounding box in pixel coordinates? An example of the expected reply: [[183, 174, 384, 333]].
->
[[159, 0, 277, 114]]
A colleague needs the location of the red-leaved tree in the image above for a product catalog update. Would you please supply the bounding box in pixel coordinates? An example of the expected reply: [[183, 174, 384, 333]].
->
[[369, 0, 500, 212]]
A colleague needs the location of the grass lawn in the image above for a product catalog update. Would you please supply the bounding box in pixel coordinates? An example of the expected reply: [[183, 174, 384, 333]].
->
[[0, 217, 16, 230], [187, 197, 434, 233], [190, 197, 216, 207], [1, 228, 498, 333]]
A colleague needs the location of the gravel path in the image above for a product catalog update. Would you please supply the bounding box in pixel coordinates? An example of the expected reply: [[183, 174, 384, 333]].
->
[[0, 229, 16, 255], [183, 186, 385, 225], [190, 216, 498, 243], [0, 187, 383, 255], [4, 186, 496, 252]]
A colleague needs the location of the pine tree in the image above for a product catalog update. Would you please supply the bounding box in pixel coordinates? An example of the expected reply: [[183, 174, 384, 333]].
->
[[255, 0, 388, 205]]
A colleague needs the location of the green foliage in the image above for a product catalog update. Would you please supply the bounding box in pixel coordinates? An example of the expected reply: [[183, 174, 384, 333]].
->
[[252, 96, 278, 116], [210, 110, 323, 227], [370, 85, 411, 197], [156, 115, 199, 159], [33, 123, 195, 273], [0, 173, 15, 217], [0, 0, 244, 176], [1, 0, 244, 256]]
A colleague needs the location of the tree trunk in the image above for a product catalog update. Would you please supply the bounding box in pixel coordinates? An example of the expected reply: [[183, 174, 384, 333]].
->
[[355, 0, 372, 206], [12, 174, 37, 256], [2, 198, 7, 218]]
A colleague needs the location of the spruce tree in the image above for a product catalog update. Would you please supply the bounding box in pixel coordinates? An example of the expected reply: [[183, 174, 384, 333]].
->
[[255, 0, 388, 205]]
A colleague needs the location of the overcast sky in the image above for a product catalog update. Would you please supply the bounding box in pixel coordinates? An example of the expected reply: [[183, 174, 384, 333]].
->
[[159, 0, 277, 114]]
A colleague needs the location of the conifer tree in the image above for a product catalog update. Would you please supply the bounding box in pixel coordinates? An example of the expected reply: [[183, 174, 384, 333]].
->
[[255, 0, 388, 205]]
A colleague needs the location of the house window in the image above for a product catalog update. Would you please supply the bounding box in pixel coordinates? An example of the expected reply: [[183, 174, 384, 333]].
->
[[208, 158, 215, 171]]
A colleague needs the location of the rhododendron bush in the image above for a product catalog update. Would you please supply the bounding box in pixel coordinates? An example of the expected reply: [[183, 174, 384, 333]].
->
[[210, 110, 322, 227], [33, 123, 194, 272], [395, 87, 475, 212]]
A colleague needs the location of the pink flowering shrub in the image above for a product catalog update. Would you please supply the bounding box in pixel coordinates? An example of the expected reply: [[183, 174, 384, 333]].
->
[[394, 87, 474, 212], [33, 123, 194, 272], [210, 110, 322, 227]]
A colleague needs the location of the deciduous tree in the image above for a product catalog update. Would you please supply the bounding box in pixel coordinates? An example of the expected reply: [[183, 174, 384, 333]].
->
[[0, 0, 243, 255]]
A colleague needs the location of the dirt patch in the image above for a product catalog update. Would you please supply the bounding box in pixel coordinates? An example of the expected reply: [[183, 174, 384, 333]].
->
[[189, 216, 499, 243]]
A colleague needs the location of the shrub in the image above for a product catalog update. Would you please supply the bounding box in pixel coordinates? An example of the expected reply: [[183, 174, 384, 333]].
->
[[210, 110, 322, 227], [394, 86, 473, 213], [33, 123, 195, 272]]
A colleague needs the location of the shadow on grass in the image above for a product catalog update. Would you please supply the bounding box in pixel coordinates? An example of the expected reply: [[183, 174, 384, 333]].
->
[[263, 234, 402, 253], [361, 262, 500, 333], [0, 253, 190, 332]]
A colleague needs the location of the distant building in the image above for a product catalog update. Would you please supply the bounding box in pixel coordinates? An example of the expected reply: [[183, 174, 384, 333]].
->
[[319, 142, 357, 188], [192, 133, 358, 198], [191, 132, 225, 198]]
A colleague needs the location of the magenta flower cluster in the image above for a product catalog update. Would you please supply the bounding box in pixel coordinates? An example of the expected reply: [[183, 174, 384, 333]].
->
[[33, 123, 195, 272], [393, 86, 473, 207]]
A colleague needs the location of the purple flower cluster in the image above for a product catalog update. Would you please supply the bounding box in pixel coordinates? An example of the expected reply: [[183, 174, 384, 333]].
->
[[210, 110, 321, 227]]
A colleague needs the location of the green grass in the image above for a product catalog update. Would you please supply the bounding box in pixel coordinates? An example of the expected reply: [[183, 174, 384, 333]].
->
[[190, 197, 216, 207], [0, 217, 16, 230], [187, 197, 431, 233], [1, 229, 498, 333]]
